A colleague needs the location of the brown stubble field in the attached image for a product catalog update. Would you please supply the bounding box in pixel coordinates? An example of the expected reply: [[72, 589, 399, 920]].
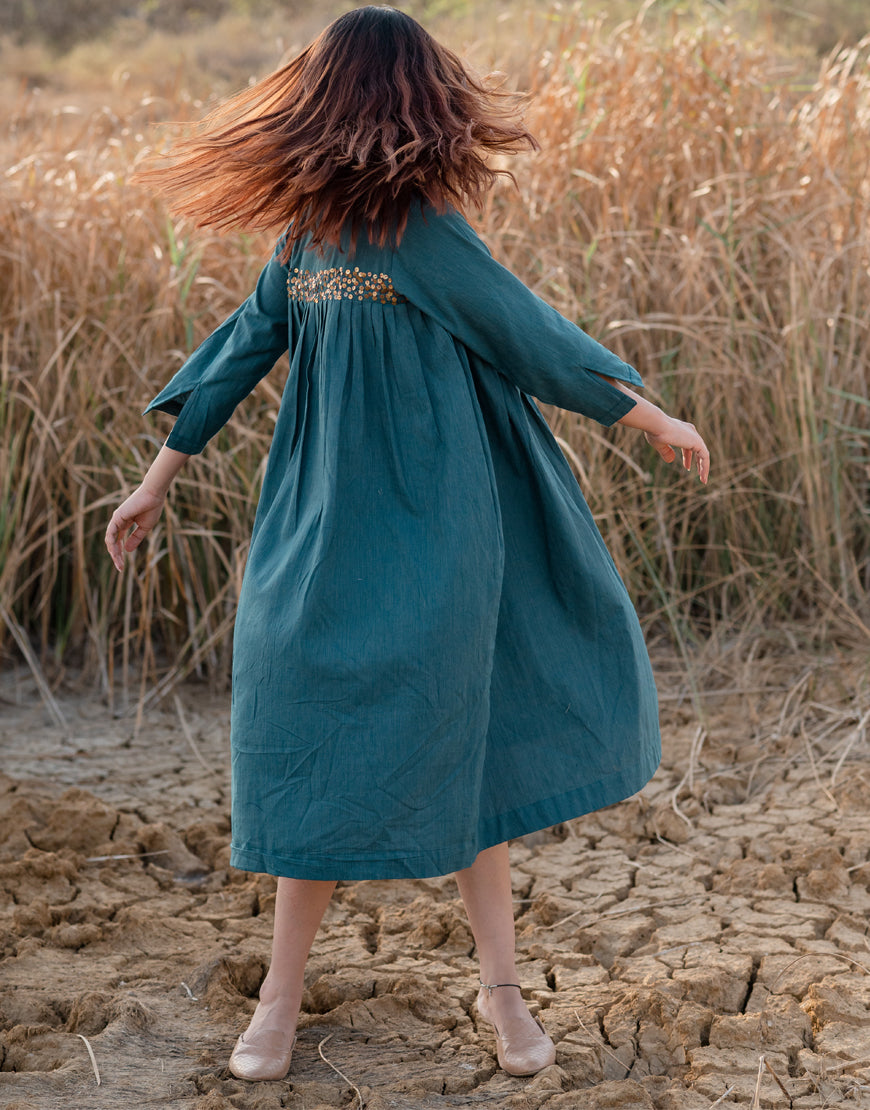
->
[[1, 3, 869, 1107]]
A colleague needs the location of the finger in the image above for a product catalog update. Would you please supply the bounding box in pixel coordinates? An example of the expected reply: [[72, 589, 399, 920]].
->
[[105, 519, 121, 558], [105, 526, 125, 572], [106, 512, 134, 568], [657, 443, 676, 464], [106, 509, 131, 537], [124, 524, 146, 553], [693, 444, 708, 484]]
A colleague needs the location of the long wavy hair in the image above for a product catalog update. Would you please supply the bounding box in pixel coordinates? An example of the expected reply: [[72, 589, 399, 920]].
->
[[133, 6, 538, 257]]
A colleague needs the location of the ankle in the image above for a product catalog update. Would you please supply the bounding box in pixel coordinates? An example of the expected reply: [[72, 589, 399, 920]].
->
[[478, 981, 535, 1024], [258, 973, 302, 1008], [244, 988, 300, 1038], [479, 978, 521, 991]]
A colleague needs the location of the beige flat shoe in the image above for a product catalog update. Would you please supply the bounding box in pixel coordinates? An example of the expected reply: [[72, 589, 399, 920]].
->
[[476, 982, 556, 1076], [228, 1027, 297, 1081]]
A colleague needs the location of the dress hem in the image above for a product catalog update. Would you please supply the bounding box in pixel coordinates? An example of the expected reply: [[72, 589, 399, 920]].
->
[[228, 746, 660, 881]]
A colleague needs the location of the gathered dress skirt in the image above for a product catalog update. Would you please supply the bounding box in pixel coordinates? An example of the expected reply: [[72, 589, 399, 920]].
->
[[143, 202, 661, 880]]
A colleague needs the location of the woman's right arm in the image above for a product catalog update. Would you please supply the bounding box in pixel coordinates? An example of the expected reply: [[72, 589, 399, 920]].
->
[[105, 443, 190, 571], [142, 235, 292, 456]]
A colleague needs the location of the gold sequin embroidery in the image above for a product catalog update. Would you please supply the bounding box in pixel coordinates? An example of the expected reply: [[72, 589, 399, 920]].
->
[[287, 266, 407, 305]]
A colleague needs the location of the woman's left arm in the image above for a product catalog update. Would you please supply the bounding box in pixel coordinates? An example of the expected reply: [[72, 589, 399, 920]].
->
[[390, 205, 642, 426], [604, 378, 710, 484], [105, 443, 191, 571]]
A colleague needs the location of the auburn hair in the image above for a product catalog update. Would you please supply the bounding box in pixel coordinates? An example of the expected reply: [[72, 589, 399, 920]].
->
[[133, 5, 538, 257]]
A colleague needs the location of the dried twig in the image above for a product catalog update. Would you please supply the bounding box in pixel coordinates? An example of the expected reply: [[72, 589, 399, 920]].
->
[[539, 905, 596, 931], [572, 1011, 630, 1075], [76, 1033, 101, 1086], [769, 951, 870, 991], [554, 434, 592, 489], [85, 850, 170, 863], [687, 725, 706, 794], [0, 606, 69, 734], [654, 834, 706, 862], [751, 1053, 765, 1110], [824, 1054, 870, 1075], [774, 669, 812, 742], [658, 686, 789, 701], [133, 609, 237, 715], [541, 894, 691, 931], [707, 1087, 736, 1109], [173, 692, 216, 774], [669, 763, 696, 831], [318, 1033, 365, 1109], [830, 706, 870, 786], [566, 427, 651, 482], [764, 1056, 792, 1101], [801, 720, 839, 811], [794, 550, 870, 642]]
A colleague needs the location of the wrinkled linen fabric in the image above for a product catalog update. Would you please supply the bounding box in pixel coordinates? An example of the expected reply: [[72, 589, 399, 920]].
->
[[143, 203, 661, 880]]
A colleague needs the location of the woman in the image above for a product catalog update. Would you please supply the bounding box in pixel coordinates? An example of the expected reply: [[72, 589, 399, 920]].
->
[[106, 5, 709, 1083]]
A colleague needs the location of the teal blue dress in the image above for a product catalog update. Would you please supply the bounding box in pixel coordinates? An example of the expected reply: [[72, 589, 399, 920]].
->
[[144, 203, 660, 880]]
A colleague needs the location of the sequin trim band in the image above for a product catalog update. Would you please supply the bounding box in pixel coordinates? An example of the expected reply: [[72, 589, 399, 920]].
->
[[287, 266, 408, 305]]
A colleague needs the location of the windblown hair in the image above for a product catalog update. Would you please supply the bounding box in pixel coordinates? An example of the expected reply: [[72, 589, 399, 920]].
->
[[133, 6, 538, 256]]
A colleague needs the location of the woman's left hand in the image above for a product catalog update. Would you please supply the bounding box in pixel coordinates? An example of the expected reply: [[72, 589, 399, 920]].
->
[[644, 416, 710, 485], [105, 486, 166, 572]]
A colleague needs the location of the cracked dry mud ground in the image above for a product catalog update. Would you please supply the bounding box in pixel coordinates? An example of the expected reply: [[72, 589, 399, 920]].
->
[[0, 649, 869, 1110]]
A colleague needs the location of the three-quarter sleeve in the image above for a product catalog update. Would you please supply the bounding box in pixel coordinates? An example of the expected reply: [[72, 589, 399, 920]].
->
[[143, 237, 292, 454], [389, 205, 641, 426]]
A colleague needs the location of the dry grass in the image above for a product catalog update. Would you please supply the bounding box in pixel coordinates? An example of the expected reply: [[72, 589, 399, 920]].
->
[[1, 8, 868, 698], [0, 95, 271, 696], [485, 11, 870, 649]]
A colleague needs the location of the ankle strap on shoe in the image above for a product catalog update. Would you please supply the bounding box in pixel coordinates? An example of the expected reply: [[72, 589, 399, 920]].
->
[[480, 981, 522, 995]]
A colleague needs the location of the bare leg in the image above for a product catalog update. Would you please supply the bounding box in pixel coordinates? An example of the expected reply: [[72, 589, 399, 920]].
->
[[245, 876, 337, 1038], [454, 842, 556, 1074], [453, 842, 538, 1028]]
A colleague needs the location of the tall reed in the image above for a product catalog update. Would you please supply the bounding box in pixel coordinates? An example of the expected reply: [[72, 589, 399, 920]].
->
[[485, 13, 869, 646], [1, 14, 868, 697]]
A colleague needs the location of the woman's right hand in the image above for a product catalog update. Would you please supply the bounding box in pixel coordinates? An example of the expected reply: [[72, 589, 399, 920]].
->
[[105, 486, 166, 572]]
